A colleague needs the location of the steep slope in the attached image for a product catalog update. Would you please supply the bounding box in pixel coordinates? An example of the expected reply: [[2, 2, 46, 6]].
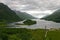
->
[[0, 3, 21, 23], [41, 9, 60, 23], [14, 10, 36, 20]]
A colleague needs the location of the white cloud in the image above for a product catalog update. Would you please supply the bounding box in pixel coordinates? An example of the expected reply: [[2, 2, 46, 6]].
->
[[22, 10, 55, 18]]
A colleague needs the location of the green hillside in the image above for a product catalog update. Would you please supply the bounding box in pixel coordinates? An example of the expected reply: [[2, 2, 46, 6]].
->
[[14, 10, 36, 20], [0, 3, 21, 23], [41, 9, 60, 23], [0, 28, 60, 40]]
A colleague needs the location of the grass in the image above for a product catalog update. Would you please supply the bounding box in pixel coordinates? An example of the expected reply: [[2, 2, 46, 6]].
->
[[0, 28, 60, 40], [47, 30, 60, 40]]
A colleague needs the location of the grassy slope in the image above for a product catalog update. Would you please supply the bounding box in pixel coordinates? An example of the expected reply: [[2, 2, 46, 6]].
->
[[0, 28, 60, 40]]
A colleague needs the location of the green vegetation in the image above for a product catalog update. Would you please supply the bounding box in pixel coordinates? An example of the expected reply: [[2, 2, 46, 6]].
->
[[0, 22, 7, 27], [47, 30, 60, 40], [23, 19, 36, 25], [0, 28, 45, 40], [0, 28, 60, 40], [41, 9, 60, 23], [0, 20, 8, 27]]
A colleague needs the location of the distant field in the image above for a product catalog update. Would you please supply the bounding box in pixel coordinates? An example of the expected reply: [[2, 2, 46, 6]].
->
[[0, 28, 60, 40]]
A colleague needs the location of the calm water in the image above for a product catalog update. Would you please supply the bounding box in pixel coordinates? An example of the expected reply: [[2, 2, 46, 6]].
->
[[9, 19, 60, 29]]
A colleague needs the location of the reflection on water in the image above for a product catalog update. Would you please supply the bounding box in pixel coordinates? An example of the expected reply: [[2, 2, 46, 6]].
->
[[9, 19, 60, 29]]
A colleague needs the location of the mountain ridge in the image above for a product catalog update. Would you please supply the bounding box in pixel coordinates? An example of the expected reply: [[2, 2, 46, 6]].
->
[[0, 3, 21, 23], [41, 9, 60, 23], [14, 10, 36, 20]]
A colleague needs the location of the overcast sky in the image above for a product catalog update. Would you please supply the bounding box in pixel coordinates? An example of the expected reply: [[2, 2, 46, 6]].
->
[[0, 0, 60, 18]]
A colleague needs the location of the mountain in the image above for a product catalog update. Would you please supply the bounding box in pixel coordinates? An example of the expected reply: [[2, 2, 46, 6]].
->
[[41, 9, 60, 23], [14, 10, 36, 20], [0, 3, 21, 23]]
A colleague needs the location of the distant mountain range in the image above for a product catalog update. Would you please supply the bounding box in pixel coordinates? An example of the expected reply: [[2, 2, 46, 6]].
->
[[0, 3, 36, 23], [41, 9, 60, 23], [14, 10, 36, 20]]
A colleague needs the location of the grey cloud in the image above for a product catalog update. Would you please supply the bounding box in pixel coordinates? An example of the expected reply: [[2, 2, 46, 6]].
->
[[1, 0, 60, 10], [16, 0, 60, 10]]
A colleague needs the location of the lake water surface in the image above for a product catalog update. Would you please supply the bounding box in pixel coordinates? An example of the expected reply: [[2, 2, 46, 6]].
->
[[9, 19, 60, 29]]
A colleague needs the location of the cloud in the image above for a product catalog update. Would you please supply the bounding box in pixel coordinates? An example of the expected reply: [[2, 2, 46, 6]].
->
[[0, 0, 60, 18], [0, 0, 60, 10], [24, 10, 54, 18]]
